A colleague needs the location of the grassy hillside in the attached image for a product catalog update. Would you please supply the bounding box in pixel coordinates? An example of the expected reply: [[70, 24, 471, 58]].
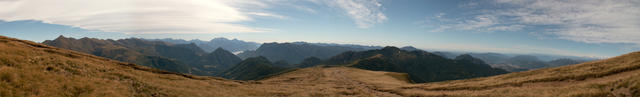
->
[[390, 52, 640, 96], [0, 36, 243, 96], [0, 36, 377, 97], [1, 35, 638, 97]]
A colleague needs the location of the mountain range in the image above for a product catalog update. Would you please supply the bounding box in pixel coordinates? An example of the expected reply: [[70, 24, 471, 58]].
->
[[147, 37, 260, 53], [218, 46, 510, 82], [40, 36, 595, 81], [315, 46, 509, 83], [43, 35, 242, 76], [1, 35, 637, 96], [149, 37, 592, 72], [237, 42, 375, 64]]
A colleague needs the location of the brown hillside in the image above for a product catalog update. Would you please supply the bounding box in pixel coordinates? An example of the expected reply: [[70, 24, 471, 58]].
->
[[392, 51, 640, 96], [0, 35, 638, 97], [0, 36, 409, 97]]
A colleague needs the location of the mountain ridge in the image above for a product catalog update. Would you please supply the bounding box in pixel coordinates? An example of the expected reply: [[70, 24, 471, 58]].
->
[[307, 46, 509, 83], [42, 36, 242, 76], [238, 42, 372, 64], [1, 35, 638, 96], [146, 37, 260, 53]]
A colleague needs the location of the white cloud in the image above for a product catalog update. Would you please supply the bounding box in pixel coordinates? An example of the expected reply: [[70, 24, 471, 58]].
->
[[429, 15, 521, 32], [247, 12, 287, 19], [496, 0, 640, 44], [0, 0, 389, 34], [426, 0, 640, 44], [487, 25, 525, 32], [326, 0, 387, 28], [459, 15, 497, 30], [0, 0, 280, 34], [237, 0, 389, 28]]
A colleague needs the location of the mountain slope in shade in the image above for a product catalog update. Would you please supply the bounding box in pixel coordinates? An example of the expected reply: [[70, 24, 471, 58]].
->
[[218, 56, 291, 80], [42, 36, 192, 73], [432, 51, 460, 59], [296, 57, 323, 68], [147, 38, 260, 53], [42, 36, 241, 75], [323, 47, 509, 83], [190, 48, 243, 75], [237, 42, 368, 64]]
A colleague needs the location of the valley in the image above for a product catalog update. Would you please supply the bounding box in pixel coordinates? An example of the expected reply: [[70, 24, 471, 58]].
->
[[0, 36, 638, 96]]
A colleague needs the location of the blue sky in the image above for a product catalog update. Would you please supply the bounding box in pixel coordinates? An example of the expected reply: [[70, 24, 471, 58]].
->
[[1, 0, 639, 58]]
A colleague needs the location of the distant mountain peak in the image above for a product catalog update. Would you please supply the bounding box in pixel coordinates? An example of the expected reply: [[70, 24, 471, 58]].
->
[[56, 35, 66, 39], [53, 35, 75, 41], [210, 37, 229, 41], [213, 47, 226, 52], [381, 46, 401, 51], [400, 46, 419, 51], [210, 47, 235, 56]]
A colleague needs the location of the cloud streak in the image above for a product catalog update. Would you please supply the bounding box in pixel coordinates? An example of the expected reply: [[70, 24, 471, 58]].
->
[[0, 0, 278, 34], [498, 0, 640, 44], [0, 0, 388, 34], [326, 0, 387, 28], [426, 0, 640, 44]]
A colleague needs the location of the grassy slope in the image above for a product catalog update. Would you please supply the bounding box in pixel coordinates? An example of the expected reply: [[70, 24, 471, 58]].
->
[[259, 66, 411, 97], [391, 52, 640, 96], [0, 35, 413, 97], [1, 35, 639, 97], [0, 36, 258, 97]]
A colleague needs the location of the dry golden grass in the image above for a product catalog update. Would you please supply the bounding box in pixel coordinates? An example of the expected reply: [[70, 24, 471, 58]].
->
[[0, 35, 639, 97], [388, 52, 640, 97], [0, 36, 380, 97], [258, 66, 412, 97], [0, 36, 262, 97]]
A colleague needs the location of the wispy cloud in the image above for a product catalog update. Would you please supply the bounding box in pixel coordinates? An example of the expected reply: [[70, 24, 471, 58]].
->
[[0, 0, 388, 34], [324, 0, 387, 28], [247, 12, 288, 19], [497, 0, 640, 44], [0, 0, 281, 34], [424, 0, 640, 44]]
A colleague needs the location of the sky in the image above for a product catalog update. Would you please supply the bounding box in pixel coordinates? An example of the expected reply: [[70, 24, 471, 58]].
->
[[0, 0, 639, 58]]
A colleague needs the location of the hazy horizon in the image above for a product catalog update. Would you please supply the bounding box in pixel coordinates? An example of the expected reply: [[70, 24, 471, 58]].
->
[[2, 0, 639, 58]]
